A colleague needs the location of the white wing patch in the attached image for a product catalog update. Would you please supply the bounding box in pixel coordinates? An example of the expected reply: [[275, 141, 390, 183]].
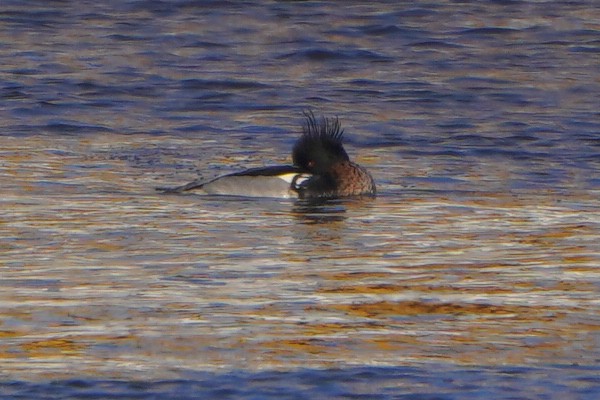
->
[[278, 173, 312, 184]]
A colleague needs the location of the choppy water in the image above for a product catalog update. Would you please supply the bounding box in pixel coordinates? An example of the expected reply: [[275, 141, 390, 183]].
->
[[1, 1, 600, 398]]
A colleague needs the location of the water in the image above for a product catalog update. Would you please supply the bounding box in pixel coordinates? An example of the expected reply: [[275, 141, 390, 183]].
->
[[1, 1, 600, 398], [2, 365, 599, 399]]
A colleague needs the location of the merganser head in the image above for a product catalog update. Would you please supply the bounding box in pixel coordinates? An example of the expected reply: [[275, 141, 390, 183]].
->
[[292, 111, 350, 174]]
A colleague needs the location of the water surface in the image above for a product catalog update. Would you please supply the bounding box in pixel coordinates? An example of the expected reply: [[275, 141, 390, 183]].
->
[[1, 1, 599, 398]]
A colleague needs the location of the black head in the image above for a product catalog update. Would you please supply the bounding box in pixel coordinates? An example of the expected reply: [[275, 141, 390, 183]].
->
[[292, 111, 350, 173]]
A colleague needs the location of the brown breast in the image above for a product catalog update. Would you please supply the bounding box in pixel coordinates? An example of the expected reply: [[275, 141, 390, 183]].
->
[[330, 161, 376, 196]]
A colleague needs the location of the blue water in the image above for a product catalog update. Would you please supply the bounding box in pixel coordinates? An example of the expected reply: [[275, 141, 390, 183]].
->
[[1, 1, 600, 398], [2, 365, 600, 400]]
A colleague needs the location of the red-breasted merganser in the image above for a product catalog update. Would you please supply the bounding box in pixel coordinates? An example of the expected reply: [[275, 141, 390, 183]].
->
[[158, 111, 376, 198]]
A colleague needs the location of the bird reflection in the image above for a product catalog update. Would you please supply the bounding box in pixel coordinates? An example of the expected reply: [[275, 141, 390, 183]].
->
[[291, 196, 375, 225]]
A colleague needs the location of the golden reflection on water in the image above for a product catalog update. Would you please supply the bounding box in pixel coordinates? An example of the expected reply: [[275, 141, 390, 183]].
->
[[1, 134, 599, 380]]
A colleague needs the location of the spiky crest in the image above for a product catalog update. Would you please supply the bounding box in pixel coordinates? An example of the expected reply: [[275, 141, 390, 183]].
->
[[292, 111, 349, 172]]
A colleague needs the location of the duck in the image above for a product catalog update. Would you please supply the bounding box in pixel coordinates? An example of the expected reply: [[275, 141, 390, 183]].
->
[[157, 111, 376, 199]]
